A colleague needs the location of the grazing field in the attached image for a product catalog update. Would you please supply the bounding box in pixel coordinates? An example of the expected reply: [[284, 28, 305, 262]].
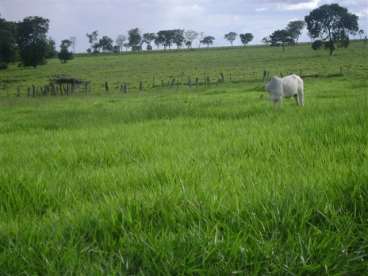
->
[[1, 43, 368, 274], [1, 42, 368, 95]]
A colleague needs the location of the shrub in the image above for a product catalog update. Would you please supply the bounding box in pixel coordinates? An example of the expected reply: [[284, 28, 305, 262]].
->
[[312, 40, 323, 50], [0, 62, 8, 70]]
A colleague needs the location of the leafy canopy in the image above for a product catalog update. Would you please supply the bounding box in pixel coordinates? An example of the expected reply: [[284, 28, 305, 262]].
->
[[17, 16, 50, 67], [305, 4, 359, 55], [239, 33, 254, 46]]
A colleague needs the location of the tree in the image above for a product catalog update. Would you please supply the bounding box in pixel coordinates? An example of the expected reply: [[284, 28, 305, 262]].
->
[[184, 30, 198, 48], [311, 40, 323, 50], [0, 17, 17, 69], [17, 16, 50, 67], [173, 29, 185, 48], [154, 33, 164, 49], [268, 29, 294, 51], [98, 36, 113, 52], [200, 36, 215, 47], [224, 32, 237, 46], [69, 36, 76, 53], [58, 39, 73, 63], [156, 30, 174, 49], [286, 20, 305, 43], [239, 33, 254, 46], [143, 33, 156, 50], [115, 34, 126, 52], [128, 28, 142, 51], [262, 36, 271, 45], [358, 29, 365, 40], [198, 32, 205, 48], [86, 30, 98, 53], [123, 42, 130, 52], [305, 4, 359, 55], [154, 35, 163, 49], [46, 37, 57, 58]]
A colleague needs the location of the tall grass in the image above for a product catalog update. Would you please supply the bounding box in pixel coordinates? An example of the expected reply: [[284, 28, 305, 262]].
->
[[0, 45, 367, 274]]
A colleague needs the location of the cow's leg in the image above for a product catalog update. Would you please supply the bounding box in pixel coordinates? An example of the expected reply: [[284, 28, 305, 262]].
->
[[297, 82, 304, 106], [294, 95, 299, 105], [273, 98, 282, 109], [298, 89, 304, 106]]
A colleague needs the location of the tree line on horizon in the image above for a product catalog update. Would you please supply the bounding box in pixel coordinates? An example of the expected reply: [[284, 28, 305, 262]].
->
[[0, 3, 366, 69], [85, 29, 255, 54]]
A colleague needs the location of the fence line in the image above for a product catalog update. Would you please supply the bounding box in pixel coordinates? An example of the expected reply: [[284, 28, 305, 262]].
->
[[0, 67, 345, 98]]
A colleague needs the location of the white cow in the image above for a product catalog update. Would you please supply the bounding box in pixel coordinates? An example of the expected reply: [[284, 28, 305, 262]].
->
[[265, 74, 304, 106]]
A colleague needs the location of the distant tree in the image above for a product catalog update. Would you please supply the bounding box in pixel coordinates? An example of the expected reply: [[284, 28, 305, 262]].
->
[[200, 36, 215, 47], [239, 33, 254, 46], [286, 20, 305, 43], [156, 30, 175, 49], [224, 32, 237, 46], [86, 30, 98, 53], [115, 35, 126, 52], [123, 42, 130, 52], [98, 36, 113, 52], [311, 40, 323, 50], [46, 37, 57, 58], [128, 28, 142, 51], [268, 29, 294, 51], [358, 29, 365, 40], [154, 33, 164, 49], [173, 29, 185, 48], [305, 4, 359, 55], [0, 17, 17, 69], [113, 45, 120, 53], [69, 36, 76, 53], [198, 32, 205, 48], [262, 36, 271, 45], [143, 33, 156, 50], [58, 39, 73, 63], [17, 16, 50, 67], [184, 30, 198, 48]]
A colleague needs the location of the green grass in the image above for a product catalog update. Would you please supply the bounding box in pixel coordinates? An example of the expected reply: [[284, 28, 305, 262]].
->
[[1, 42, 368, 94], [0, 43, 368, 274]]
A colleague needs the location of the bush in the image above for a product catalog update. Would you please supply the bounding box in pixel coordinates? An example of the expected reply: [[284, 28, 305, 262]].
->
[[132, 45, 142, 52], [338, 38, 350, 48], [0, 62, 8, 70], [312, 40, 323, 50], [58, 48, 73, 63]]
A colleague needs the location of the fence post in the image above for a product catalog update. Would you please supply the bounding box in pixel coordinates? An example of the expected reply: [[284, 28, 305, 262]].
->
[[220, 72, 224, 83], [188, 77, 192, 89]]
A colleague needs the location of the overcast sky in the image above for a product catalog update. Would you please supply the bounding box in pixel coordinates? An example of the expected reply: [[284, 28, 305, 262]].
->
[[1, 0, 367, 52]]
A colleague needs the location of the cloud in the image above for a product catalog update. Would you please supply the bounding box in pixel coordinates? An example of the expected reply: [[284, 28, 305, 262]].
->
[[280, 0, 320, 11]]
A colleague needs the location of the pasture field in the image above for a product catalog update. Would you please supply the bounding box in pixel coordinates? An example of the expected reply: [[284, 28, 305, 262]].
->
[[0, 43, 368, 274], [1, 42, 367, 94]]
